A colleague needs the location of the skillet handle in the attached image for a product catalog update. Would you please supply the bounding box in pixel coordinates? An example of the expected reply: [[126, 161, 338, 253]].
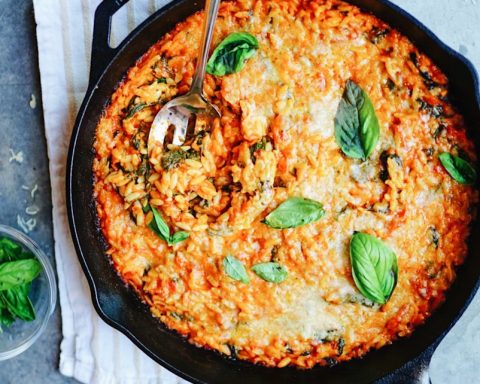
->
[[89, 0, 131, 87]]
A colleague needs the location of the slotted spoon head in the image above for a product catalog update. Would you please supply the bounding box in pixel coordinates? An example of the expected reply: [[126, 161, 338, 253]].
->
[[147, 92, 220, 161], [147, 0, 222, 161]]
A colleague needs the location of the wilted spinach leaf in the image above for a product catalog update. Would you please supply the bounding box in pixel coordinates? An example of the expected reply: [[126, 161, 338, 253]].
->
[[125, 103, 149, 119], [161, 148, 200, 171]]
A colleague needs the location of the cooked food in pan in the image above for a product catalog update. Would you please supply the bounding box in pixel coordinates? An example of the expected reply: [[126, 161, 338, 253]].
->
[[93, 0, 478, 368]]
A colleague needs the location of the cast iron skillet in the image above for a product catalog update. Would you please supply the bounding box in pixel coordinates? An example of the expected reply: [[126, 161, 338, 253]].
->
[[67, 0, 480, 382]]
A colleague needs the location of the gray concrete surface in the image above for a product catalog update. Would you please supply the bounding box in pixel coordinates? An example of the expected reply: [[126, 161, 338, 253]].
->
[[0, 1, 76, 383], [0, 0, 478, 383]]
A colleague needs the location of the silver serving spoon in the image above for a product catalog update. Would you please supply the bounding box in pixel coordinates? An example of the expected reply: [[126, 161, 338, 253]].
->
[[148, 0, 221, 157]]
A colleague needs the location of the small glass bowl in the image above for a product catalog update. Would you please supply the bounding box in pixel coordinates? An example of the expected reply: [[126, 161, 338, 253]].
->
[[0, 224, 57, 360]]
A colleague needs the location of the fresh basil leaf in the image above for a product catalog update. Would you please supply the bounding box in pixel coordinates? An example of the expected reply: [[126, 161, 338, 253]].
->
[[0, 238, 22, 262], [334, 80, 380, 160], [149, 207, 171, 242], [439, 152, 477, 185], [0, 238, 33, 263], [350, 232, 398, 304], [148, 207, 189, 246], [17, 251, 35, 261], [206, 32, 259, 76], [251, 262, 287, 283], [2, 284, 35, 322], [0, 304, 15, 328], [263, 197, 325, 229], [0, 259, 42, 291], [223, 256, 249, 284], [0, 249, 11, 263], [169, 231, 190, 245]]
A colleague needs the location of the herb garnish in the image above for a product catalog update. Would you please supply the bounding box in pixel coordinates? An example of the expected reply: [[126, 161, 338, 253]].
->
[[148, 206, 189, 245], [439, 152, 477, 185], [334, 80, 380, 160], [350, 232, 398, 305], [0, 238, 41, 329], [223, 256, 249, 284], [206, 32, 259, 76], [263, 197, 325, 229], [251, 262, 287, 283]]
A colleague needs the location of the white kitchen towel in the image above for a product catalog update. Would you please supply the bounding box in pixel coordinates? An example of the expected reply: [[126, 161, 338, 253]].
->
[[33, 1, 188, 383]]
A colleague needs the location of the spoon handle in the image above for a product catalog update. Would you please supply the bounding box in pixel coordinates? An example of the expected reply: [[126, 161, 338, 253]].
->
[[190, 0, 221, 95]]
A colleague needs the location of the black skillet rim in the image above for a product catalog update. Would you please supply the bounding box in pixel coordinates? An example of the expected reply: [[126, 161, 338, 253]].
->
[[67, 0, 480, 383]]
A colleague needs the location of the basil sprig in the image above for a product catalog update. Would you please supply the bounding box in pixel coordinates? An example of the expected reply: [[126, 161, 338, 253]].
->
[[334, 80, 380, 160], [0, 260, 42, 291], [0, 237, 32, 262], [0, 237, 42, 329], [350, 233, 398, 305], [223, 256, 249, 284], [2, 284, 35, 321], [263, 197, 325, 229], [251, 262, 287, 283], [206, 32, 259, 76], [439, 152, 477, 185], [149, 206, 189, 245]]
